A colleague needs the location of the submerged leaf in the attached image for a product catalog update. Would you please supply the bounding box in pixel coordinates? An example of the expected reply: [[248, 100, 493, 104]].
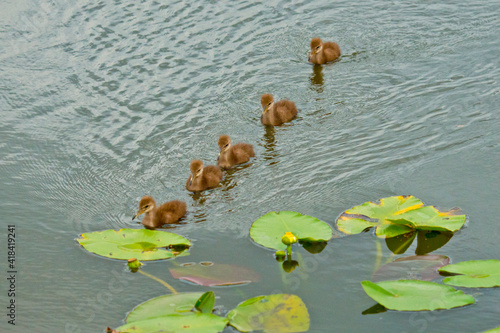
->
[[361, 280, 475, 311], [250, 211, 332, 251], [227, 294, 310, 333], [439, 260, 500, 288], [170, 262, 260, 286], [372, 255, 450, 282], [76, 229, 191, 261]]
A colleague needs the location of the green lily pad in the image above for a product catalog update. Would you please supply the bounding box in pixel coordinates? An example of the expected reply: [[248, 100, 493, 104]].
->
[[484, 327, 500, 333], [169, 262, 260, 286], [361, 280, 475, 311], [76, 228, 191, 261], [126, 293, 204, 323], [227, 294, 310, 333], [337, 196, 466, 238], [439, 260, 500, 288], [388, 206, 466, 233], [250, 211, 332, 251], [114, 313, 227, 333]]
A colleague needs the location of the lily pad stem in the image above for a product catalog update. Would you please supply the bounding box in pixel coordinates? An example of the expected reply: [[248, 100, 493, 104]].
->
[[138, 270, 178, 295]]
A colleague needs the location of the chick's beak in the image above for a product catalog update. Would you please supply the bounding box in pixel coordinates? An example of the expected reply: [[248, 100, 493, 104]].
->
[[132, 208, 146, 221]]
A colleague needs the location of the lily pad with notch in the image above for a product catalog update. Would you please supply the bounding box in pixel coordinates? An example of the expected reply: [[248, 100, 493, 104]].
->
[[439, 259, 500, 288], [227, 294, 310, 333], [361, 280, 475, 311], [111, 292, 228, 333], [113, 313, 228, 333], [337, 196, 466, 239], [250, 211, 333, 251], [76, 228, 191, 261], [126, 292, 204, 323]]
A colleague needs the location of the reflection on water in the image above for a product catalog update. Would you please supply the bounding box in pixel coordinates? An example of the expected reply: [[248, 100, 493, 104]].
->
[[299, 240, 328, 254], [362, 303, 387, 315], [309, 65, 324, 93], [262, 125, 278, 163], [384, 230, 454, 255]]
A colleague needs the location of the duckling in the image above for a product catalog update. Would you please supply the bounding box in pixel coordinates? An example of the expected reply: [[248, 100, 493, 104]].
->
[[308, 37, 341, 65], [260, 94, 297, 126], [132, 195, 187, 229], [186, 159, 223, 192], [217, 135, 255, 169]]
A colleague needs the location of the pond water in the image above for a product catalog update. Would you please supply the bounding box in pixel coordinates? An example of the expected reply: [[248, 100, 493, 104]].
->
[[1, 0, 499, 332]]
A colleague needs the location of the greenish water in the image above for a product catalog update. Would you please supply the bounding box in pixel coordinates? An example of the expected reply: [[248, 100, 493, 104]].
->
[[0, 0, 499, 332]]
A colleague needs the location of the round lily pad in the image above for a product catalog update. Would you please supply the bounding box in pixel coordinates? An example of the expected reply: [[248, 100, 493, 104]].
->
[[250, 211, 333, 251], [227, 294, 310, 333], [361, 280, 475, 311], [115, 313, 228, 333], [126, 292, 204, 323], [439, 259, 500, 288], [76, 228, 191, 261]]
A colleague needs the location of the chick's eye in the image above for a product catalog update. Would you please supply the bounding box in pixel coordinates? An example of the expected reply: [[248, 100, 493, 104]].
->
[[316, 46, 320, 49]]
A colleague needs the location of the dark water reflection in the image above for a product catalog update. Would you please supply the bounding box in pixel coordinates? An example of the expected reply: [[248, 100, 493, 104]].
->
[[309, 65, 324, 93], [385, 230, 454, 255]]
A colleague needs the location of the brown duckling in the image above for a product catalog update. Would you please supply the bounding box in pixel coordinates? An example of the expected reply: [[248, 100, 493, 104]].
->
[[260, 94, 297, 126], [217, 135, 255, 169], [308, 37, 341, 65], [132, 195, 187, 228], [186, 159, 223, 192]]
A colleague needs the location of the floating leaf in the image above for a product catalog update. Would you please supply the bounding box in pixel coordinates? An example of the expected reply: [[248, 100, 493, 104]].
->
[[76, 229, 191, 261], [439, 260, 500, 288], [170, 262, 260, 286], [483, 327, 500, 333], [195, 292, 215, 314], [361, 280, 475, 311], [372, 255, 450, 282], [227, 294, 310, 333], [126, 293, 203, 323], [387, 206, 466, 233], [337, 196, 422, 237], [250, 211, 332, 251], [115, 313, 227, 333], [337, 196, 466, 238]]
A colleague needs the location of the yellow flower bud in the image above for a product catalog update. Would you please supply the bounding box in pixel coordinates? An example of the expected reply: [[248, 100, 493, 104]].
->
[[281, 232, 298, 246]]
